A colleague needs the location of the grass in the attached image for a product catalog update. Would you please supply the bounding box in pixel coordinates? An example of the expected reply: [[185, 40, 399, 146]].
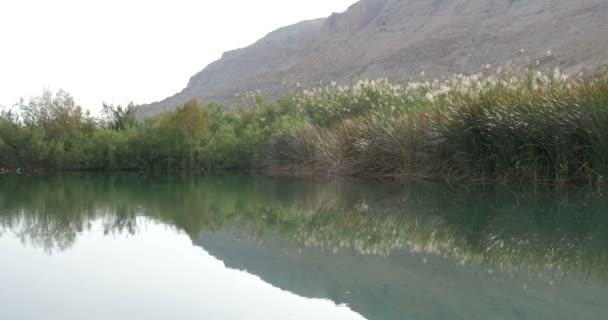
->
[[263, 66, 608, 186]]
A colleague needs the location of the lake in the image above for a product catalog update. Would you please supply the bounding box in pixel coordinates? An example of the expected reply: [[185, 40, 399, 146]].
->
[[0, 173, 607, 320]]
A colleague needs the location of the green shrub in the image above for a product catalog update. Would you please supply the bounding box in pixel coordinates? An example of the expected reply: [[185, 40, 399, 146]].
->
[[4, 66, 608, 186]]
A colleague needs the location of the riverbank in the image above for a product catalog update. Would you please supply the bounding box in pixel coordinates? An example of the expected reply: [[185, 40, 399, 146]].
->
[[2, 65, 607, 186]]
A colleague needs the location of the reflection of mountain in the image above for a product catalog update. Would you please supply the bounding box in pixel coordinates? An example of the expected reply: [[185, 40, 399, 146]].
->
[[2, 174, 608, 277], [196, 226, 608, 320], [2, 173, 608, 319]]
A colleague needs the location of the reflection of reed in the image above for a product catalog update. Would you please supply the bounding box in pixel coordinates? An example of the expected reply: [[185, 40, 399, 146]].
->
[[253, 190, 608, 286], [294, 207, 608, 284], [1, 173, 607, 284], [222, 180, 608, 286]]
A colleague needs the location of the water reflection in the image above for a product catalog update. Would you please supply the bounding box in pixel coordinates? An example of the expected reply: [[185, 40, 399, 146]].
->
[[1, 173, 608, 319]]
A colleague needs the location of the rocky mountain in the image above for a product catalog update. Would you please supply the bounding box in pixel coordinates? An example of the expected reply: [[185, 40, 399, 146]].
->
[[139, 0, 608, 116]]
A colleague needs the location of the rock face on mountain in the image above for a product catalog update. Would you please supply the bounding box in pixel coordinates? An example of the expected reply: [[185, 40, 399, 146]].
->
[[139, 0, 608, 116]]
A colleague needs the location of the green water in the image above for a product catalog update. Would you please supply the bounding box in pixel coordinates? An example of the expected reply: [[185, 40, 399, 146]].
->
[[1, 173, 607, 320]]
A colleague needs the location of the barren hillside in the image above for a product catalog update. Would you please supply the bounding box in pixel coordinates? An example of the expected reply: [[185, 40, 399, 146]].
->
[[139, 0, 608, 116]]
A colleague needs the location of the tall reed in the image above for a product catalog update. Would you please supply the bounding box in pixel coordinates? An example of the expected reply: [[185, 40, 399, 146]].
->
[[264, 67, 608, 185]]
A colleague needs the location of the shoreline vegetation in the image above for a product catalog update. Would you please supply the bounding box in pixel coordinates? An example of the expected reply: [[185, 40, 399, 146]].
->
[[1, 64, 607, 186]]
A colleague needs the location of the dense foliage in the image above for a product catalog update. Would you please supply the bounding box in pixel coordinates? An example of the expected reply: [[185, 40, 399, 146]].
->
[[1, 65, 607, 185], [0, 90, 301, 171]]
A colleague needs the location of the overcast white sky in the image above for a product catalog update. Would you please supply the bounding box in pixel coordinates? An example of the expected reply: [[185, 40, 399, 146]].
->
[[0, 0, 357, 114]]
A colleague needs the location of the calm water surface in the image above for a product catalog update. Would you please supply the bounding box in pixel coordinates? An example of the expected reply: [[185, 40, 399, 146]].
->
[[1, 173, 607, 320]]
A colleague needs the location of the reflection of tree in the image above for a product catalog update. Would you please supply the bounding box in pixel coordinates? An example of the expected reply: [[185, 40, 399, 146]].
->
[[1, 173, 607, 283], [0, 208, 140, 253], [0, 174, 141, 252]]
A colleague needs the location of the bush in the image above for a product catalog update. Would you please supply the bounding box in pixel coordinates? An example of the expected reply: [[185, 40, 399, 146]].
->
[[3, 66, 608, 186]]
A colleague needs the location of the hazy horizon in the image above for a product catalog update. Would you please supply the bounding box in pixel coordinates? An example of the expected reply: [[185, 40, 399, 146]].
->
[[0, 0, 357, 114]]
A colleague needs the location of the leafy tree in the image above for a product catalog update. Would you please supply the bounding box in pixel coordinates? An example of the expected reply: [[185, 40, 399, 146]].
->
[[149, 100, 210, 168], [101, 102, 137, 131], [14, 89, 96, 168], [0, 107, 21, 166]]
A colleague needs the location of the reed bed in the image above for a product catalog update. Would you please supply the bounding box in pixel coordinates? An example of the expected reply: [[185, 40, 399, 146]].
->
[[264, 67, 608, 186]]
